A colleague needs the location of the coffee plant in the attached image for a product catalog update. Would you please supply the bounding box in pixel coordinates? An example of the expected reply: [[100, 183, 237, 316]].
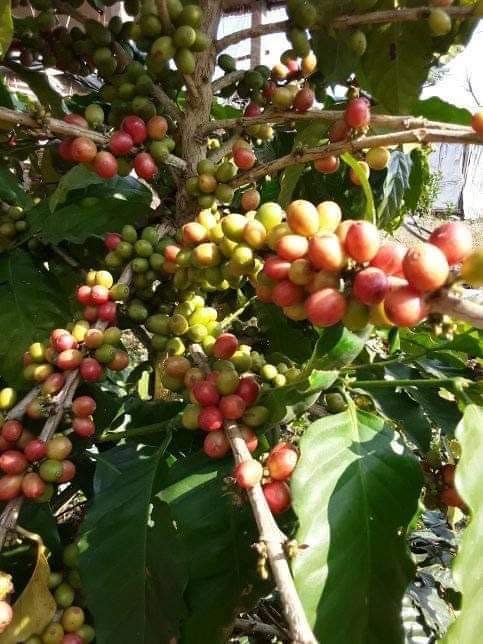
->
[[0, 0, 482, 642]]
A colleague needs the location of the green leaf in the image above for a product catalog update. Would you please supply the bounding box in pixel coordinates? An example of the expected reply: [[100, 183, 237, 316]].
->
[[279, 121, 327, 208], [5, 62, 65, 118], [405, 147, 430, 212], [413, 97, 472, 126], [376, 150, 412, 230], [49, 165, 104, 211], [28, 197, 150, 245], [341, 153, 375, 223], [79, 443, 187, 644], [444, 405, 483, 644], [362, 23, 433, 113], [158, 452, 269, 644], [0, 167, 32, 208], [405, 388, 461, 437], [210, 99, 242, 120], [254, 302, 316, 363], [291, 408, 422, 642], [0, 249, 72, 385], [309, 325, 370, 371], [0, 0, 13, 59]]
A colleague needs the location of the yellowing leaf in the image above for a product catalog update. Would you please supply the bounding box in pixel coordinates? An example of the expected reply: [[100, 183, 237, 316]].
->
[[0, 543, 56, 643]]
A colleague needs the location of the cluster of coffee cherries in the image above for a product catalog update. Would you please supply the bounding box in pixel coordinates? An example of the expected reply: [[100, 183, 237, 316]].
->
[[235, 442, 299, 514], [256, 199, 474, 329], [186, 158, 238, 209], [75, 269, 128, 326], [27, 542, 95, 644], [58, 111, 172, 182], [0, 420, 75, 502], [0, 572, 13, 635], [162, 202, 287, 292], [145, 294, 220, 357], [0, 203, 28, 251]]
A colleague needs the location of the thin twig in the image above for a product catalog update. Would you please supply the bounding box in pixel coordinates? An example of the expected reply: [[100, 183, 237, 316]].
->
[[234, 617, 288, 640], [207, 130, 242, 164], [229, 127, 483, 188], [151, 85, 183, 122], [212, 70, 245, 94], [215, 5, 475, 52], [201, 109, 473, 135]]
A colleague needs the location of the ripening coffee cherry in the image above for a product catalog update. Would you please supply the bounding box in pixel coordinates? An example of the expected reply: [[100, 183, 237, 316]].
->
[[56, 349, 83, 371], [38, 458, 64, 483], [353, 267, 389, 305], [22, 472, 46, 499], [58, 137, 75, 162], [70, 137, 97, 163], [384, 285, 429, 327], [46, 435, 72, 460], [192, 380, 220, 407], [107, 351, 129, 371], [0, 474, 23, 501], [0, 450, 28, 474], [198, 406, 224, 432], [263, 480, 291, 513], [24, 439, 47, 462], [314, 155, 340, 174], [293, 87, 315, 112], [1, 420, 23, 443], [276, 234, 309, 262], [203, 431, 230, 459], [72, 396, 96, 418], [84, 328, 104, 349], [366, 147, 390, 171], [288, 258, 314, 285], [41, 622, 64, 644], [59, 460, 76, 484], [236, 377, 260, 406], [328, 119, 350, 143], [471, 111, 483, 135], [460, 249, 483, 287], [219, 394, 246, 420], [344, 97, 371, 129], [93, 151, 118, 179], [121, 115, 147, 144], [317, 201, 342, 233], [429, 221, 472, 265], [241, 189, 261, 212], [272, 280, 305, 307], [239, 426, 258, 453], [344, 221, 379, 263], [79, 358, 104, 382], [267, 443, 298, 481], [233, 148, 256, 170], [134, 152, 158, 180], [402, 243, 449, 292], [234, 459, 263, 489], [370, 241, 406, 275], [286, 199, 319, 237], [62, 606, 85, 632], [428, 8, 452, 36], [213, 333, 239, 360], [73, 417, 95, 437], [109, 131, 134, 157], [305, 288, 347, 327], [0, 600, 13, 633], [308, 234, 346, 272]]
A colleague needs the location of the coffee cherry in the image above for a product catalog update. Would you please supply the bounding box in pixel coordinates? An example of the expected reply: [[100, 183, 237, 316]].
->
[[79, 358, 104, 382], [56, 349, 83, 371], [58, 137, 75, 162], [192, 380, 220, 407], [0, 450, 28, 474], [471, 111, 483, 135], [349, 161, 370, 186], [42, 623, 64, 644], [109, 130, 134, 156], [1, 420, 23, 443], [59, 461, 76, 483], [219, 394, 246, 420], [76, 625, 96, 643], [134, 152, 158, 180], [73, 417, 95, 437], [26, 399, 47, 420], [344, 221, 379, 262], [82, 305, 98, 323], [76, 285, 92, 305], [98, 301, 117, 322], [240, 426, 258, 452], [244, 102, 262, 117], [428, 8, 452, 36], [0, 474, 23, 500], [0, 600, 13, 633], [440, 486, 465, 509], [61, 606, 85, 632], [121, 115, 147, 144], [24, 439, 47, 462], [233, 148, 256, 170], [84, 329, 104, 349], [353, 267, 389, 305], [370, 241, 406, 275], [429, 221, 472, 265], [198, 406, 223, 432], [242, 405, 269, 427], [55, 582, 75, 608], [305, 288, 347, 327], [277, 234, 309, 261], [203, 431, 230, 459], [402, 243, 449, 292], [366, 147, 390, 170], [105, 233, 121, 250], [328, 119, 350, 143], [384, 285, 429, 327], [234, 459, 263, 489], [241, 189, 260, 211], [293, 87, 315, 112], [236, 377, 260, 406], [70, 137, 97, 163], [213, 333, 239, 360], [46, 435, 72, 461], [286, 199, 319, 236], [22, 472, 46, 499], [308, 234, 346, 272], [263, 480, 291, 513], [460, 249, 483, 287], [344, 97, 370, 129], [52, 333, 77, 352], [93, 151, 118, 179], [267, 442, 298, 481], [271, 280, 305, 307], [314, 155, 340, 174]]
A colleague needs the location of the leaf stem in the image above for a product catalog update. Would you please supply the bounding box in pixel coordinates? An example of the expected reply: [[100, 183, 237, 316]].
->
[[98, 417, 180, 443], [352, 377, 459, 389]]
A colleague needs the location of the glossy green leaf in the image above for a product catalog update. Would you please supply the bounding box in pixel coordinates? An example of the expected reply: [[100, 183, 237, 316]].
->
[[413, 97, 472, 126], [376, 150, 412, 230], [292, 408, 422, 642], [0, 249, 72, 385], [79, 443, 187, 644], [309, 325, 370, 371], [0, 0, 13, 59], [341, 153, 376, 223], [362, 23, 433, 113], [444, 405, 483, 644], [158, 452, 269, 644], [5, 62, 65, 117], [254, 302, 316, 363]]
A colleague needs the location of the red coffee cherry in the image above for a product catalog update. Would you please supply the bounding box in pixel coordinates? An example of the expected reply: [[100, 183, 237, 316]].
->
[[304, 288, 347, 327], [93, 151, 118, 179], [121, 115, 147, 144], [344, 97, 371, 129], [105, 232, 121, 250], [70, 137, 97, 163], [22, 472, 46, 499], [383, 285, 429, 327], [59, 460, 76, 483], [24, 439, 47, 462], [203, 431, 230, 459], [240, 426, 258, 453], [1, 420, 23, 443], [264, 255, 291, 281], [0, 450, 28, 474], [109, 130, 134, 156], [344, 221, 380, 263], [0, 474, 24, 500], [213, 333, 239, 360], [271, 280, 305, 308], [58, 137, 75, 162], [402, 243, 449, 292], [198, 406, 224, 432], [429, 221, 472, 266], [267, 443, 298, 481], [370, 241, 406, 275], [79, 358, 104, 382], [353, 267, 389, 305], [134, 152, 158, 181], [236, 377, 260, 406], [72, 396, 96, 417], [219, 394, 246, 420], [73, 417, 95, 437], [263, 480, 291, 513]]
